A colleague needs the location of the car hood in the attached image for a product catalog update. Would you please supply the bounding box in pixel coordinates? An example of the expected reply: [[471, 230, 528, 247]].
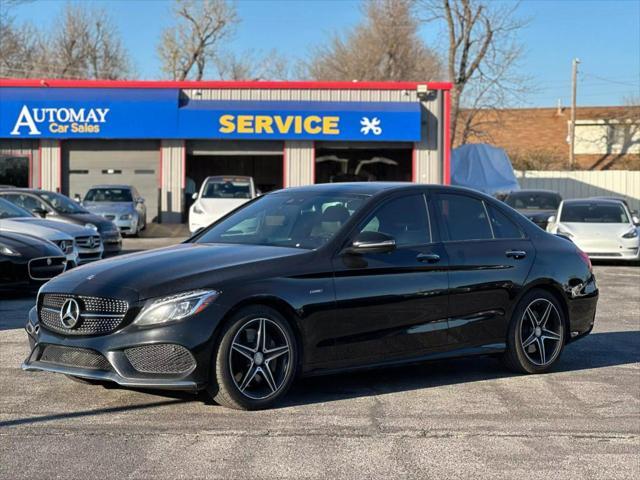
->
[[196, 198, 250, 217], [561, 222, 634, 239], [0, 232, 62, 257], [0, 219, 74, 241], [9, 218, 96, 237], [84, 202, 134, 215], [41, 242, 306, 301], [57, 212, 118, 231]]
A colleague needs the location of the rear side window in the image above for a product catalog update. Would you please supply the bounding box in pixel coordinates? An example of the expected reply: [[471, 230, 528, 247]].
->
[[360, 194, 431, 246], [488, 205, 524, 239], [435, 193, 493, 241]]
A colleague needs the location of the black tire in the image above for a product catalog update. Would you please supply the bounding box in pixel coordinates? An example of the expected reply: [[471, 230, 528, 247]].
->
[[502, 289, 566, 374], [208, 305, 297, 410]]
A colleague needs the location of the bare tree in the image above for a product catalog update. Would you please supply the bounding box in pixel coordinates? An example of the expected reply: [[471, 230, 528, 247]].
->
[[214, 49, 289, 81], [158, 0, 238, 81], [304, 0, 442, 81], [421, 0, 528, 146], [0, 2, 131, 79]]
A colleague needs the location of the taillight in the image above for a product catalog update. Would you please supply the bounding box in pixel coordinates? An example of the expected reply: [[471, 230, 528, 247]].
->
[[576, 247, 592, 272]]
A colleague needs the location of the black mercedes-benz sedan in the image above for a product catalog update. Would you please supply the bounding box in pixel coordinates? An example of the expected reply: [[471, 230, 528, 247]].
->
[[23, 183, 598, 410]]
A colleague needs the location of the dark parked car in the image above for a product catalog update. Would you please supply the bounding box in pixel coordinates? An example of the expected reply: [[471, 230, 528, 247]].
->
[[0, 231, 67, 292], [0, 189, 122, 254], [504, 189, 562, 230], [23, 183, 598, 410]]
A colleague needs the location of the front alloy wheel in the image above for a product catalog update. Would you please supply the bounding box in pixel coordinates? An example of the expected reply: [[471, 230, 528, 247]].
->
[[210, 306, 296, 410]]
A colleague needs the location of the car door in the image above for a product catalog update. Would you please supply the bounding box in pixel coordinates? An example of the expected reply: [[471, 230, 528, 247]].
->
[[432, 191, 535, 350], [325, 192, 450, 368]]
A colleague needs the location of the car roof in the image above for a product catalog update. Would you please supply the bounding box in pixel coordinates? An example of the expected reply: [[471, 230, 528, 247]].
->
[[562, 198, 626, 205], [508, 189, 560, 195], [270, 182, 486, 197]]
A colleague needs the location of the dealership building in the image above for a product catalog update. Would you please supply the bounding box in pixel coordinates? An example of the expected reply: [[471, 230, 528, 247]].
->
[[0, 79, 452, 223]]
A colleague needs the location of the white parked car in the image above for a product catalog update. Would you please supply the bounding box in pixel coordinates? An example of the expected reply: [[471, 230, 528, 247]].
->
[[547, 198, 640, 262], [189, 176, 256, 233]]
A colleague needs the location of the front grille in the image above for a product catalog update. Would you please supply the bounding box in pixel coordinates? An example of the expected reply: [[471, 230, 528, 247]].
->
[[125, 344, 196, 374], [76, 235, 101, 249], [28, 257, 66, 280], [39, 294, 128, 336], [39, 345, 111, 370]]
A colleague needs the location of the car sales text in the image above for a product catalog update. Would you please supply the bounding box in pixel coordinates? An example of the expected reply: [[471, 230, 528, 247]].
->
[[10, 106, 110, 135]]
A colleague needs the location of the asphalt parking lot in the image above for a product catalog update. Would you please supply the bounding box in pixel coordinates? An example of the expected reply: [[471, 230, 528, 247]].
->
[[0, 238, 638, 479]]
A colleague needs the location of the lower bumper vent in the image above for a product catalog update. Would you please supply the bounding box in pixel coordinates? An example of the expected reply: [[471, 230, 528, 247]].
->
[[39, 345, 111, 371], [125, 344, 196, 374]]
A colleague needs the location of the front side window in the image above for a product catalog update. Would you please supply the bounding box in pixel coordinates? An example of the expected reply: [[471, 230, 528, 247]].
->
[[38, 192, 86, 213], [0, 198, 34, 219], [195, 192, 368, 249], [561, 203, 629, 223], [436, 193, 493, 241], [84, 188, 133, 203], [359, 194, 431, 246]]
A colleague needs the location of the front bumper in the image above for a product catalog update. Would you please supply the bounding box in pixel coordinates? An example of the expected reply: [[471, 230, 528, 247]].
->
[[101, 231, 123, 253], [566, 274, 599, 343], [22, 303, 226, 391]]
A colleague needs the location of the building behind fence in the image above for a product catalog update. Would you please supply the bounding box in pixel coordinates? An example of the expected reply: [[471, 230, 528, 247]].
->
[[515, 170, 640, 212]]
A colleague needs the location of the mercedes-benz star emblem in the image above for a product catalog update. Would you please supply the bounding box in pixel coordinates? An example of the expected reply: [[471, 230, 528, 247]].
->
[[60, 298, 80, 329]]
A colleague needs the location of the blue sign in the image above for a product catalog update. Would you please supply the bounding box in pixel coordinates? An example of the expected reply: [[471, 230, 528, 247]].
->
[[0, 88, 421, 141]]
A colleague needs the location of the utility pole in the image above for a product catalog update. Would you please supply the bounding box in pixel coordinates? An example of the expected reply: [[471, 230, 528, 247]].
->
[[569, 58, 580, 169]]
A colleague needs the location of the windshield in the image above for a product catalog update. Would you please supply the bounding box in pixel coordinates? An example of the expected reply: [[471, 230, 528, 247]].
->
[[506, 192, 561, 210], [0, 198, 34, 219], [39, 192, 87, 214], [84, 188, 133, 203], [201, 178, 252, 199], [194, 192, 368, 249], [561, 203, 630, 223]]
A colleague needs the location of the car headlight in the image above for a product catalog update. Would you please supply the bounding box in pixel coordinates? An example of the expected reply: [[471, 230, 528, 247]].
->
[[193, 203, 204, 215], [622, 227, 638, 239], [120, 213, 132, 220], [133, 290, 219, 326], [0, 243, 21, 256], [557, 224, 574, 238], [85, 223, 98, 231]]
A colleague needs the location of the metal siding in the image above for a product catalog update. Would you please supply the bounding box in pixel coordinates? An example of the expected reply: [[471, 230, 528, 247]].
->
[[40, 140, 61, 192], [62, 140, 160, 221], [0, 139, 39, 188], [183, 88, 419, 103], [515, 170, 640, 212], [284, 141, 314, 187], [161, 140, 185, 223], [414, 93, 441, 184]]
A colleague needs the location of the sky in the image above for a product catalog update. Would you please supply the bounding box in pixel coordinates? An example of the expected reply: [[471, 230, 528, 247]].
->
[[7, 0, 640, 107]]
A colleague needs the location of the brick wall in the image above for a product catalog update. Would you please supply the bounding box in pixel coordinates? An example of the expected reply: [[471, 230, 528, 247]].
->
[[457, 106, 640, 170]]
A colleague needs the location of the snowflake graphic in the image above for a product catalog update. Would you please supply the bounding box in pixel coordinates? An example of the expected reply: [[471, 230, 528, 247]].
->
[[360, 117, 382, 135]]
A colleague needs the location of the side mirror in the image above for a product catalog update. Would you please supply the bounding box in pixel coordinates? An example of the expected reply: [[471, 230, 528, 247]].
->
[[136, 197, 145, 204], [345, 231, 396, 254], [32, 207, 48, 218], [547, 215, 556, 224], [632, 215, 640, 226], [73, 194, 81, 203], [192, 192, 198, 200]]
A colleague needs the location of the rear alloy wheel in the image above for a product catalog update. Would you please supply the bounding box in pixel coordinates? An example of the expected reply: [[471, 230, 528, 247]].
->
[[210, 306, 297, 410], [503, 289, 566, 374]]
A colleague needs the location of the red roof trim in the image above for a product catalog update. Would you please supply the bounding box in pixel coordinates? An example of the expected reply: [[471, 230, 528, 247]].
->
[[0, 78, 452, 91]]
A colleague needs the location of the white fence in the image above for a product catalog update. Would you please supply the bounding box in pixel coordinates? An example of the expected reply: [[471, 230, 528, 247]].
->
[[515, 170, 640, 212]]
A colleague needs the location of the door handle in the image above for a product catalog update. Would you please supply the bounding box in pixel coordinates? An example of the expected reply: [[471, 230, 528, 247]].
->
[[505, 250, 527, 259], [417, 253, 440, 263]]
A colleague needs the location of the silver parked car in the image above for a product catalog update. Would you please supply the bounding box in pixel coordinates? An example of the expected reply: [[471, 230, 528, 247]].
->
[[82, 185, 147, 237], [0, 198, 103, 265], [547, 198, 640, 262]]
